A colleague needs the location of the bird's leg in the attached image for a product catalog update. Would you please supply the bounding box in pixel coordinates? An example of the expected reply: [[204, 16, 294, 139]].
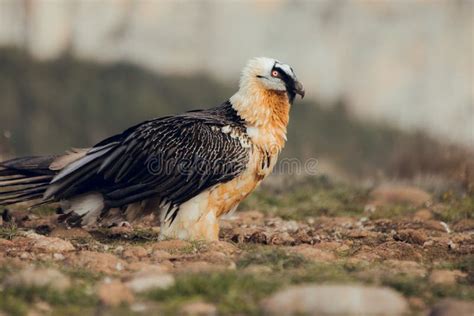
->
[[159, 193, 219, 241], [159, 211, 219, 241], [159, 209, 219, 241]]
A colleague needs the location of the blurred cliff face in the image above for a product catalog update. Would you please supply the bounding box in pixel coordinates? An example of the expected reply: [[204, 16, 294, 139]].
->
[[0, 0, 472, 148]]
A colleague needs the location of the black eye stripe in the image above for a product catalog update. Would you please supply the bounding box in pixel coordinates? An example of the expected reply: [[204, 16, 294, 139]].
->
[[272, 66, 284, 77], [273, 65, 294, 77], [273, 66, 291, 81]]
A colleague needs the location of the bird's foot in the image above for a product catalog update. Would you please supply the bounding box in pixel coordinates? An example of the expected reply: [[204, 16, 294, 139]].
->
[[118, 221, 132, 228]]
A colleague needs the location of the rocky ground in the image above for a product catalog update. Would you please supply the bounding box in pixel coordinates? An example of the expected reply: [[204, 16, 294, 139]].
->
[[0, 177, 472, 315]]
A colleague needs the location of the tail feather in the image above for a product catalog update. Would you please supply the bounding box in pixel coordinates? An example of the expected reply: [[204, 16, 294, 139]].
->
[[0, 169, 22, 177], [0, 183, 48, 200], [0, 174, 29, 180], [0, 175, 52, 188], [1, 156, 57, 175], [0, 156, 57, 206], [0, 194, 46, 206]]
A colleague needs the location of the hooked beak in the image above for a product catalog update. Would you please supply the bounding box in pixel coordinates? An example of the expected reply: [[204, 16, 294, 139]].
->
[[294, 80, 305, 99]]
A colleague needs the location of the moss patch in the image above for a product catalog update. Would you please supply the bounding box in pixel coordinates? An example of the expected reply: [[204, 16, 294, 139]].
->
[[0, 224, 19, 240], [435, 192, 474, 223], [241, 176, 369, 220], [147, 272, 280, 315], [237, 247, 307, 271]]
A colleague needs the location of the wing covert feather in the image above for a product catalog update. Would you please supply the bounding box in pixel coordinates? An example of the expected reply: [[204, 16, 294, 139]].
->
[[48, 106, 250, 213]]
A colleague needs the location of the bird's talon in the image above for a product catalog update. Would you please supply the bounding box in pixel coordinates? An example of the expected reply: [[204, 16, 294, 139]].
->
[[119, 221, 132, 228]]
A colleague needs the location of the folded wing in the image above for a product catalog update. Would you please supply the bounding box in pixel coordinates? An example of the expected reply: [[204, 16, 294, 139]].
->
[[45, 113, 250, 222]]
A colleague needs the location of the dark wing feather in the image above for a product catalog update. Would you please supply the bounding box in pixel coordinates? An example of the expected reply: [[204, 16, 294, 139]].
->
[[46, 106, 250, 219]]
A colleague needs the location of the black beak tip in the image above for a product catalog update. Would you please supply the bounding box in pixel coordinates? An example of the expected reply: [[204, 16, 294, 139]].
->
[[295, 81, 305, 99]]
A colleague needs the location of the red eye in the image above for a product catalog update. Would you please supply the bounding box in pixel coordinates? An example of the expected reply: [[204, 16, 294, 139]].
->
[[271, 70, 279, 77]]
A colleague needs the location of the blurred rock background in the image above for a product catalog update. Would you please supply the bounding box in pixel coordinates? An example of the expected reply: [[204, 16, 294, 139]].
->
[[0, 0, 472, 184]]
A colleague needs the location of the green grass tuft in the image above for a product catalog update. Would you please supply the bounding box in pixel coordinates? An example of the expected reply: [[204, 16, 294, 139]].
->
[[237, 247, 307, 271], [0, 224, 19, 240], [368, 205, 418, 220], [147, 272, 281, 315], [436, 192, 474, 223], [241, 176, 369, 220], [0, 294, 29, 316], [5, 286, 97, 307], [30, 205, 58, 217]]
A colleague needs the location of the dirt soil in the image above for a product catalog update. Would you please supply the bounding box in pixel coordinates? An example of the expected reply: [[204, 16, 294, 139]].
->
[[0, 179, 472, 315]]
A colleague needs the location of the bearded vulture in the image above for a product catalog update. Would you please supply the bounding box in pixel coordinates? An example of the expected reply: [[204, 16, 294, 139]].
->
[[0, 57, 304, 241]]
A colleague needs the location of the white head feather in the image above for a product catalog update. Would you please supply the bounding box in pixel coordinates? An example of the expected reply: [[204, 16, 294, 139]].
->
[[238, 57, 296, 93]]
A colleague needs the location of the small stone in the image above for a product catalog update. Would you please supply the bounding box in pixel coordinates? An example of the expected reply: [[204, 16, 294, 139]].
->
[[424, 220, 449, 232], [206, 241, 239, 255], [116, 262, 124, 271], [407, 297, 426, 310], [440, 222, 451, 233], [69, 251, 126, 274], [175, 261, 228, 273], [108, 226, 133, 237], [34, 301, 52, 313], [0, 239, 14, 249], [314, 241, 345, 251], [429, 299, 474, 316], [350, 248, 382, 263], [25, 232, 75, 253], [203, 251, 233, 265], [281, 220, 299, 233], [150, 249, 173, 262], [130, 303, 149, 312], [154, 240, 192, 252], [385, 260, 427, 278], [180, 301, 217, 316], [238, 211, 265, 223], [4, 267, 71, 291], [247, 230, 271, 244], [374, 241, 423, 261], [347, 230, 369, 238], [122, 246, 149, 259], [393, 229, 427, 245], [452, 219, 474, 232], [429, 269, 466, 285], [53, 253, 65, 261], [20, 252, 29, 259], [269, 232, 295, 245], [261, 284, 408, 316], [49, 227, 92, 239], [126, 261, 169, 273], [126, 272, 175, 293], [288, 245, 336, 262], [448, 240, 456, 250], [98, 280, 134, 306], [369, 184, 431, 207], [414, 209, 433, 220], [243, 265, 273, 274], [423, 240, 434, 247], [114, 246, 125, 254]]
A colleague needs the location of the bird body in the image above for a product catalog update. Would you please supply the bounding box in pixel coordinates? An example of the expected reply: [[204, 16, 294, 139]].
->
[[0, 57, 304, 241]]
